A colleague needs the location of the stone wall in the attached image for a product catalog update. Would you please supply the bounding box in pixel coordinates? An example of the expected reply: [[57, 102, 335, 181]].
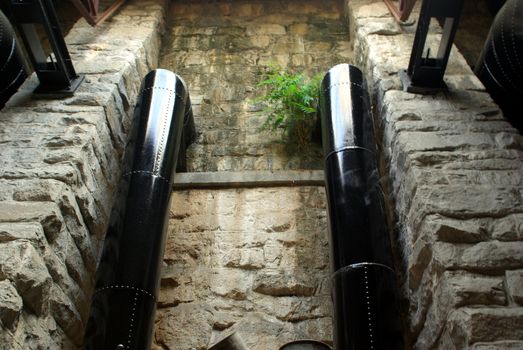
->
[[154, 1, 344, 348], [155, 187, 330, 349], [161, 0, 352, 172], [347, 1, 523, 349], [1, 0, 522, 349], [0, 1, 167, 348]]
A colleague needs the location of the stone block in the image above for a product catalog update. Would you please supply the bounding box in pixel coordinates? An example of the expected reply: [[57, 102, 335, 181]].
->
[[271, 37, 305, 54], [492, 214, 523, 241], [253, 294, 331, 323], [253, 270, 316, 297], [421, 215, 489, 244], [50, 226, 90, 292], [415, 271, 506, 349], [470, 341, 523, 349], [0, 222, 88, 319], [352, 2, 392, 19], [357, 17, 402, 37], [210, 268, 253, 301], [292, 317, 333, 345], [0, 329, 24, 350], [431, 241, 523, 273], [12, 180, 97, 271], [154, 304, 214, 350], [439, 307, 523, 348], [159, 266, 210, 308], [0, 240, 52, 316], [445, 74, 486, 92], [237, 3, 263, 17], [286, 2, 327, 15], [289, 23, 309, 35], [222, 247, 265, 270], [409, 186, 522, 225], [397, 131, 497, 154], [291, 54, 314, 67], [211, 313, 290, 350], [0, 280, 23, 329], [0, 201, 90, 291], [246, 24, 286, 35], [16, 312, 75, 350], [49, 284, 84, 346], [164, 230, 214, 267], [505, 270, 523, 305], [43, 246, 89, 322], [0, 222, 46, 246]]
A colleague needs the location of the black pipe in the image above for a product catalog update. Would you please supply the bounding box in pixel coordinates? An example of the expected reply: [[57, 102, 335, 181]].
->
[[475, 0, 523, 132], [83, 69, 195, 350], [0, 9, 27, 109], [486, 0, 507, 15], [319, 64, 403, 350]]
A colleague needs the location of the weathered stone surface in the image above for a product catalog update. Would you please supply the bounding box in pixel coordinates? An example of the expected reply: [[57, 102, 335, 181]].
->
[[222, 246, 265, 270], [432, 241, 523, 273], [293, 317, 333, 345], [154, 304, 214, 350], [161, 0, 348, 172], [253, 270, 316, 297], [470, 341, 523, 349], [0, 202, 63, 242], [4, 0, 521, 349], [438, 307, 523, 348], [506, 270, 523, 305], [253, 294, 331, 322], [0, 241, 52, 316], [491, 214, 523, 241], [0, 330, 24, 350], [0, 0, 167, 348], [414, 271, 506, 349], [210, 269, 252, 300], [0, 280, 23, 329], [357, 17, 402, 36], [49, 285, 84, 346], [15, 312, 74, 350], [211, 313, 292, 350], [409, 186, 522, 229], [349, 0, 523, 348], [157, 186, 330, 347], [159, 266, 213, 308], [423, 215, 489, 244]]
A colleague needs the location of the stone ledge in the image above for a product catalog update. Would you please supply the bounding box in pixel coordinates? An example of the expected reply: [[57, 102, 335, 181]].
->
[[173, 170, 325, 189]]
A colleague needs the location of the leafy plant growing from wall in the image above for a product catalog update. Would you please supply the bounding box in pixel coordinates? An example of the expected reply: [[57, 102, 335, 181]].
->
[[254, 64, 322, 149]]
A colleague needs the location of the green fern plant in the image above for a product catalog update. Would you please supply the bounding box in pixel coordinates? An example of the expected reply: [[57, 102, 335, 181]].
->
[[255, 65, 322, 148]]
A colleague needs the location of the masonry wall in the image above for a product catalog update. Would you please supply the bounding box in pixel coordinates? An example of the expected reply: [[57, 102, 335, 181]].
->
[[347, 1, 523, 348], [0, 1, 167, 348], [156, 187, 331, 349], [162, 0, 351, 172], [153, 1, 345, 348], [1, 0, 522, 349]]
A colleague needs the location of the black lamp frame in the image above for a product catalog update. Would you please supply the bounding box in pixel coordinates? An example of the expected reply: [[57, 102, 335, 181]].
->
[[4, 0, 84, 97], [400, 0, 464, 94]]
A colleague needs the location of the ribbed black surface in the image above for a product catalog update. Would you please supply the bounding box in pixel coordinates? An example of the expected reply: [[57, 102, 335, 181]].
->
[[84, 69, 192, 350], [0, 9, 26, 109], [319, 64, 403, 350], [475, 0, 523, 131]]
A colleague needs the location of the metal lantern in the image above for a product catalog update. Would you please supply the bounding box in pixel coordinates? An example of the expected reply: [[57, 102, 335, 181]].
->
[[400, 0, 465, 93]]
